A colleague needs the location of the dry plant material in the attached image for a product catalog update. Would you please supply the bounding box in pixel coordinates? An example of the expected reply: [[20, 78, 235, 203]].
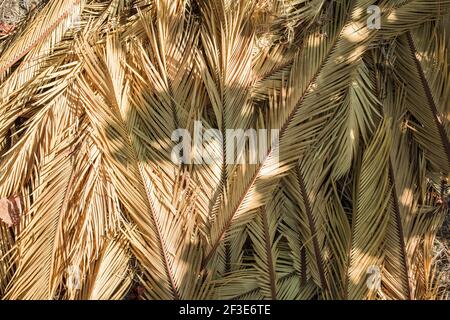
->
[[0, 0, 42, 34], [0, 0, 449, 300], [0, 196, 21, 227], [0, 22, 14, 35]]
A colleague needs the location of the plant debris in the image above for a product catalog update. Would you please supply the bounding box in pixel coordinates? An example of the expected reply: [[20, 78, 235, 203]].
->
[[0, 0, 42, 34], [0, 196, 22, 227]]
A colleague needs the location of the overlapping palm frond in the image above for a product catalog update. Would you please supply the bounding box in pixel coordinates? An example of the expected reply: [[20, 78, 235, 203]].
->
[[0, 0, 449, 300]]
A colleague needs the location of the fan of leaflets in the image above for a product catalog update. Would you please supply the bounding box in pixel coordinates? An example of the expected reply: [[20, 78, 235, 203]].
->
[[0, 0, 449, 300]]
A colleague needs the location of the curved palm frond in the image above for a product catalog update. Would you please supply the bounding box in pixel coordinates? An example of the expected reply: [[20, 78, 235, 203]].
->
[[0, 0, 449, 300]]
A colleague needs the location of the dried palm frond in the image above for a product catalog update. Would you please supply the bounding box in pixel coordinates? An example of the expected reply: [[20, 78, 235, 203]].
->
[[0, 0, 449, 300]]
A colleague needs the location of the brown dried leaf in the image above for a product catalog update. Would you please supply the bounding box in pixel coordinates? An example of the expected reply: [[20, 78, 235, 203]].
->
[[0, 196, 21, 227], [0, 22, 15, 35]]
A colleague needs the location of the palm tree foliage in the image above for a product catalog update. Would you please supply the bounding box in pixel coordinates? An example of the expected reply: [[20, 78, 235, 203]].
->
[[0, 0, 449, 300]]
